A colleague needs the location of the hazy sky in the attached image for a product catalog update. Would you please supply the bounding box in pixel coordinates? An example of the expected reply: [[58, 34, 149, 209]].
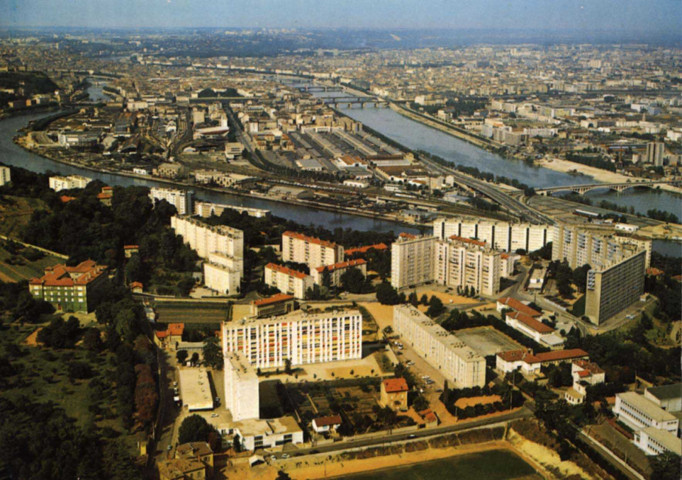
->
[[1, 0, 680, 33]]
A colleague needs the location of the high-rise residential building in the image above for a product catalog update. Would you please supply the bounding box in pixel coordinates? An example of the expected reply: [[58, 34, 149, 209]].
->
[[646, 142, 665, 166], [171, 215, 243, 261], [435, 236, 501, 296], [223, 352, 259, 421], [390, 234, 438, 289], [394, 305, 486, 388], [311, 259, 367, 287], [281, 231, 344, 269], [433, 217, 551, 253], [48, 175, 92, 192], [391, 234, 502, 296], [264, 263, 313, 300], [203, 252, 243, 295], [222, 309, 362, 369], [552, 223, 651, 269], [585, 250, 646, 325], [29, 260, 107, 313], [0, 166, 10, 186], [150, 187, 193, 215]]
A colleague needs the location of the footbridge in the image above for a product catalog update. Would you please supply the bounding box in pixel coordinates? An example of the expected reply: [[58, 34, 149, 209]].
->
[[537, 180, 680, 195]]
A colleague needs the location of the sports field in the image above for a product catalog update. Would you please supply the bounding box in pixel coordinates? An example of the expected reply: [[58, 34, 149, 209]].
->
[[455, 326, 522, 357]]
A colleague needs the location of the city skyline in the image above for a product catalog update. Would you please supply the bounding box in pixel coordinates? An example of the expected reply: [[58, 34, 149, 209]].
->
[[2, 0, 681, 37]]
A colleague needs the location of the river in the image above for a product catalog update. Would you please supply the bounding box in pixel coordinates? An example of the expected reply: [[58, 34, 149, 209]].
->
[[307, 87, 681, 220], [0, 112, 415, 235]]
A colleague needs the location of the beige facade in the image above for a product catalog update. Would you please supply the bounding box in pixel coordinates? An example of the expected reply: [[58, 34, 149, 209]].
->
[[48, 174, 91, 192], [585, 250, 646, 325], [150, 188, 193, 215], [264, 263, 313, 299], [224, 352, 259, 421], [0, 166, 10, 186], [435, 237, 501, 296], [433, 217, 551, 253], [390, 234, 437, 289], [393, 305, 486, 388], [282, 231, 344, 269], [223, 309, 362, 369], [171, 215, 243, 261]]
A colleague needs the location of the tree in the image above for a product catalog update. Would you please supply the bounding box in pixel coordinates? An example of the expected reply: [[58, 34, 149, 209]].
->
[[191, 352, 200, 365], [233, 434, 242, 453], [376, 282, 401, 305], [340, 267, 372, 294], [276, 471, 292, 480], [203, 337, 223, 370], [650, 452, 681, 480], [419, 294, 428, 305], [176, 350, 188, 365], [83, 328, 103, 352], [426, 296, 445, 318], [179, 415, 217, 444], [284, 358, 292, 375]]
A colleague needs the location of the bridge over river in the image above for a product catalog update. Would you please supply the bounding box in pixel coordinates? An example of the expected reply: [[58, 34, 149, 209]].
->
[[537, 180, 680, 195]]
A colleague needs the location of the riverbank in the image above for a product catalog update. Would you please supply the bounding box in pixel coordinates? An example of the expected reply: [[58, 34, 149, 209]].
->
[[537, 157, 682, 195], [12, 134, 428, 231]]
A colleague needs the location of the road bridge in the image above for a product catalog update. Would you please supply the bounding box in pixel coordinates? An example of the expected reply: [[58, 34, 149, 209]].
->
[[322, 96, 388, 108], [537, 180, 679, 195]]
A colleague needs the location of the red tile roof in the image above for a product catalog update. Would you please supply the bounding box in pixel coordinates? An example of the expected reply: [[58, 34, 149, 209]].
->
[[124, 245, 139, 250], [506, 311, 554, 334], [646, 267, 664, 276], [313, 415, 342, 427], [383, 377, 409, 393], [29, 260, 106, 287], [573, 359, 604, 375], [60, 195, 76, 203], [253, 293, 295, 307], [345, 243, 388, 256], [449, 235, 487, 247], [399, 232, 417, 239], [283, 231, 338, 249], [168, 323, 184, 336], [265, 263, 309, 280], [315, 258, 366, 273], [497, 297, 542, 317], [497, 349, 533, 363], [525, 349, 589, 365]]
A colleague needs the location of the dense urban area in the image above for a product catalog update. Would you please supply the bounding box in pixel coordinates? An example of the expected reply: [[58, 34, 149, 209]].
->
[[0, 24, 681, 480]]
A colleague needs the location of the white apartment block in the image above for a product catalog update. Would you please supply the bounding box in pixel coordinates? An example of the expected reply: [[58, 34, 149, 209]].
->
[[223, 352, 259, 421], [614, 392, 679, 434], [204, 252, 242, 295], [634, 427, 682, 456], [48, 175, 92, 192], [149, 187, 193, 215], [551, 223, 652, 269], [311, 259, 367, 287], [433, 217, 551, 253], [282, 231, 344, 269], [194, 200, 270, 219], [264, 263, 313, 300], [391, 234, 502, 296], [393, 305, 486, 388], [222, 309, 362, 369], [0, 166, 10, 186], [171, 215, 244, 261], [434, 236, 501, 297], [391, 234, 437, 289]]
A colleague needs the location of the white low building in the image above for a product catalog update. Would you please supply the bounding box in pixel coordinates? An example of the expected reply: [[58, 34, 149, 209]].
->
[[232, 416, 304, 451], [178, 367, 214, 411], [614, 392, 679, 434], [565, 360, 606, 405], [634, 427, 682, 456], [496, 348, 590, 376]]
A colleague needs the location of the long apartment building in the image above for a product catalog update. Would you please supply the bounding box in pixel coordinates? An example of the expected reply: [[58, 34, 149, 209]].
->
[[264, 263, 313, 300], [171, 215, 244, 295], [150, 187, 194, 215], [394, 305, 485, 388], [433, 217, 551, 253], [223, 352, 259, 421], [222, 309, 362, 369], [585, 249, 646, 325], [614, 391, 679, 435], [171, 215, 243, 261], [48, 174, 92, 192], [282, 231, 344, 269], [551, 223, 652, 269], [391, 234, 501, 296]]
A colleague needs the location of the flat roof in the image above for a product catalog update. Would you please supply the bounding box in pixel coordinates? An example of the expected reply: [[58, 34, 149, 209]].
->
[[618, 392, 678, 423], [646, 383, 682, 402], [640, 427, 682, 455], [234, 415, 302, 437], [230, 308, 361, 328], [178, 368, 214, 411]]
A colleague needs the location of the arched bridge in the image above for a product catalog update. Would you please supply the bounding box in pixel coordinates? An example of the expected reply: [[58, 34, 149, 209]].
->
[[537, 180, 680, 196]]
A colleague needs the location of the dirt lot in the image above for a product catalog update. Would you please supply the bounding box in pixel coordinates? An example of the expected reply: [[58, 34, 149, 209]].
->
[[454, 326, 522, 357], [358, 302, 394, 332], [455, 395, 502, 409]]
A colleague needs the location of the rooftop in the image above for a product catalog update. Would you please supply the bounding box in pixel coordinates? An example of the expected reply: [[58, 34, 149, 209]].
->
[[449, 235, 487, 247], [507, 310, 554, 334], [646, 383, 682, 402], [497, 297, 542, 317], [383, 377, 409, 393], [252, 293, 295, 307], [640, 427, 682, 455], [315, 258, 366, 273], [344, 243, 388, 256], [178, 367, 213, 411], [265, 262, 309, 280], [618, 391, 678, 423], [283, 231, 338, 249], [29, 260, 106, 287], [313, 415, 342, 427]]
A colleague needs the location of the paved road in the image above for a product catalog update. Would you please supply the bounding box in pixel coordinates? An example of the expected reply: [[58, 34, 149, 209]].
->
[[273, 407, 532, 460]]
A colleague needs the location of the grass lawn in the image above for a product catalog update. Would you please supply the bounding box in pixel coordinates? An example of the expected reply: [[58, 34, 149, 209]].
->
[[0, 243, 63, 282]]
